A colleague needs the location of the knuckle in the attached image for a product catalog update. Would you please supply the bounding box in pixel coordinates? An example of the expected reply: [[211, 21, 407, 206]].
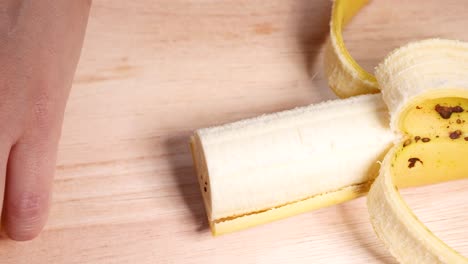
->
[[32, 93, 55, 128]]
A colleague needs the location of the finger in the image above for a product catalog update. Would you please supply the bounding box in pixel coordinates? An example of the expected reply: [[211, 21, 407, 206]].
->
[[3, 129, 60, 241]]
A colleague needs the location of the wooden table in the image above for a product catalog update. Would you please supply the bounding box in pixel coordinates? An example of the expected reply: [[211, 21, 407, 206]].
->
[[1, 0, 466, 263]]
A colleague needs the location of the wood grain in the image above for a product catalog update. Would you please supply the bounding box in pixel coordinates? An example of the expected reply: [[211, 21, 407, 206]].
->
[[0, 0, 467, 263]]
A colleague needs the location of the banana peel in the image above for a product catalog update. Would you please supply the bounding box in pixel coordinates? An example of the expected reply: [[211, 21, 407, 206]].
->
[[325, 0, 379, 97], [328, 0, 467, 262], [190, 0, 467, 263], [367, 41, 468, 263]]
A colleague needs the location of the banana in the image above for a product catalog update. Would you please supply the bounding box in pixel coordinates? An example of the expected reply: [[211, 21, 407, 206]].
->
[[191, 94, 395, 235], [190, 0, 467, 262]]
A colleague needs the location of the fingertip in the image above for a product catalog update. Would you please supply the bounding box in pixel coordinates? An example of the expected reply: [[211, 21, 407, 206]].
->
[[3, 192, 49, 241], [6, 228, 42, 241], [3, 129, 58, 242]]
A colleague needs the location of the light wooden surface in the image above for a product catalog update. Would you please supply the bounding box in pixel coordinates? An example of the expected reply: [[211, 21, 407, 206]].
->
[[0, 0, 467, 263]]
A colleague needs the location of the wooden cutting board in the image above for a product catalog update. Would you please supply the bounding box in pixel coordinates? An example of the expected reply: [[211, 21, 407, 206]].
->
[[0, 1, 466, 263]]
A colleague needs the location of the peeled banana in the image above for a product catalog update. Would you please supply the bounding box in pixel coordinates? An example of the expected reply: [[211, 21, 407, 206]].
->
[[191, 94, 394, 234], [190, 0, 467, 263]]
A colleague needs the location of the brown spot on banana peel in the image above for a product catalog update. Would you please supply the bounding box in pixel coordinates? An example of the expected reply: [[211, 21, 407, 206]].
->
[[421, 137, 431, 143], [408, 158, 423, 168], [414, 136, 421, 142], [435, 104, 464, 119], [449, 130, 462, 139]]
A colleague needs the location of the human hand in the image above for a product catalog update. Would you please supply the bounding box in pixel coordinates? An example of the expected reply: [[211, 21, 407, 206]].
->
[[0, 0, 91, 240]]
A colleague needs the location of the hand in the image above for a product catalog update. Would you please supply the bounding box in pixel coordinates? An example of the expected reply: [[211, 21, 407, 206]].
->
[[0, 0, 91, 240]]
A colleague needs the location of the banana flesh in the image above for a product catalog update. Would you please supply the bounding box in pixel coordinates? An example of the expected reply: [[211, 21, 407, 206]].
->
[[190, 0, 467, 262], [191, 94, 394, 235]]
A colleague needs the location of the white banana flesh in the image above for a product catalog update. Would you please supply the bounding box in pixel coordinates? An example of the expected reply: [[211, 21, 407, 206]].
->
[[191, 94, 395, 234]]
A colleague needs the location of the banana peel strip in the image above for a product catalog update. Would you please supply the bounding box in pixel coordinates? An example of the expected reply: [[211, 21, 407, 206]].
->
[[325, 0, 379, 97], [330, 0, 468, 262]]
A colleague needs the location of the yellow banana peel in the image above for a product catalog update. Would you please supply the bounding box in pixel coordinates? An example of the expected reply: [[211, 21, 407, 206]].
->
[[329, 0, 468, 262], [325, 0, 379, 97]]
